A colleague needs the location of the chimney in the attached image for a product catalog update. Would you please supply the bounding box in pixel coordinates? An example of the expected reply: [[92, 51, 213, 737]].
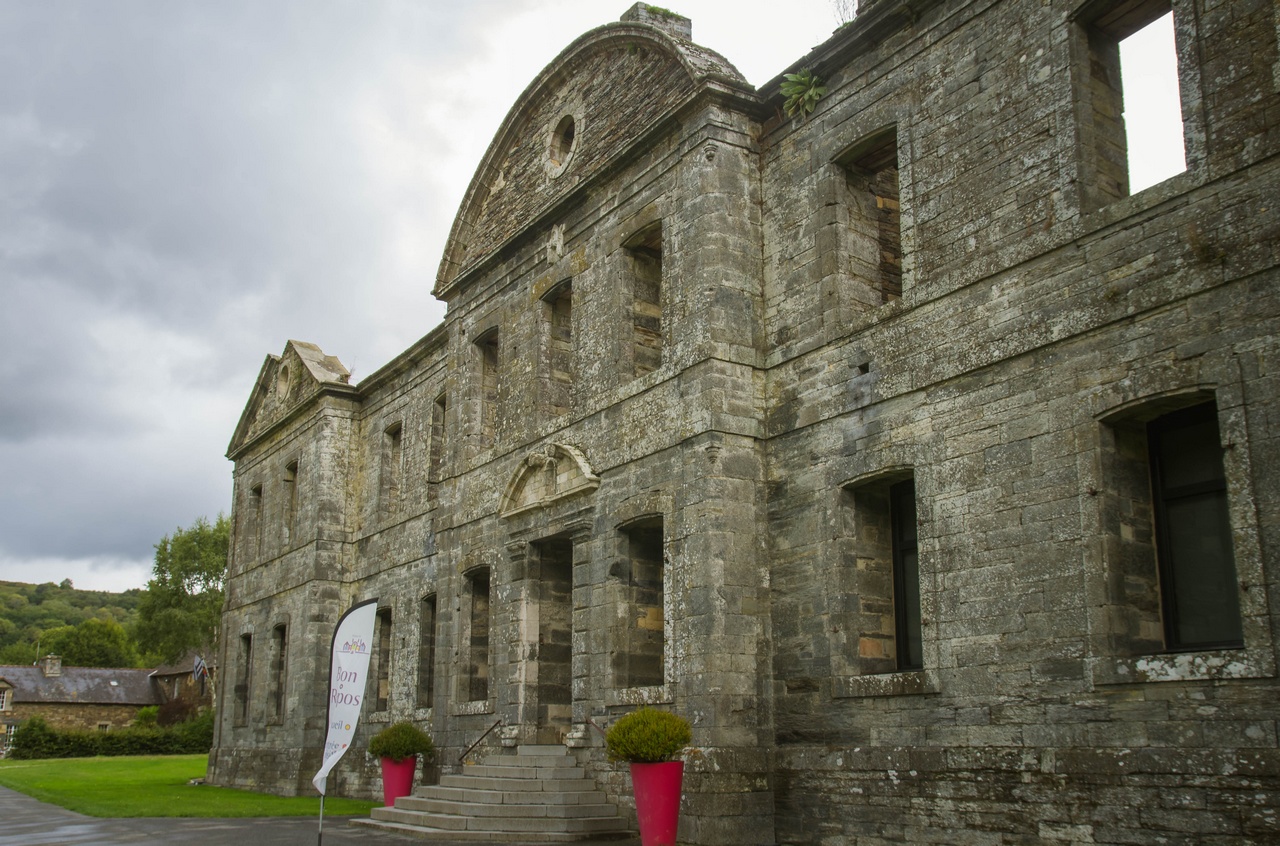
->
[[620, 4, 692, 41], [41, 654, 62, 677]]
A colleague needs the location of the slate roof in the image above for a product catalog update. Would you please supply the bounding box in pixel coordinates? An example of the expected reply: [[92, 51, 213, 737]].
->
[[0, 665, 161, 706]]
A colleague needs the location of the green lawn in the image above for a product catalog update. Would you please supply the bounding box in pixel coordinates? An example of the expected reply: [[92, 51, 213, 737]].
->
[[0, 755, 378, 818]]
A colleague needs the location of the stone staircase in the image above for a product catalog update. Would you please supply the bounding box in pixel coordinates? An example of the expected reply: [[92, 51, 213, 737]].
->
[[353, 745, 635, 842]]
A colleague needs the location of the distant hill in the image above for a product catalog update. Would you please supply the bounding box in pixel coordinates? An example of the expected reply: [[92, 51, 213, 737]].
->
[[0, 580, 145, 666]]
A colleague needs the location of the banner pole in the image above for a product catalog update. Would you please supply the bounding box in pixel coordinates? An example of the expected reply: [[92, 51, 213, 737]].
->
[[318, 794, 325, 846]]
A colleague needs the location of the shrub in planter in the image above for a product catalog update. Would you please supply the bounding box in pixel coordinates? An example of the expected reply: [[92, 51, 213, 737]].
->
[[368, 721, 435, 763], [606, 708, 693, 846], [605, 707, 691, 763], [368, 721, 435, 806]]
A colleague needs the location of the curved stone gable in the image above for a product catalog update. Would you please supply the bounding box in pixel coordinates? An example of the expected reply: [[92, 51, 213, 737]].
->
[[435, 22, 749, 297]]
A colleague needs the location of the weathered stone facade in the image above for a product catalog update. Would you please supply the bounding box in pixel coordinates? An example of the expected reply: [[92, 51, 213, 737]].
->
[[210, 1, 1280, 843]]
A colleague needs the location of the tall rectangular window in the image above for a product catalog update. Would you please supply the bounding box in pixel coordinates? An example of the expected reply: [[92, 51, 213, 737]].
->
[[429, 393, 447, 485], [234, 634, 252, 726], [1148, 404, 1242, 650], [380, 422, 404, 516], [417, 595, 437, 708], [269, 624, 287, 722], [374, 608, 392, 711], [248, 483, 263, 562], [841, 471, 923, 674], [616, 518, 664, 688], [841, 126, 902, 304], [467, 570, 491, 702], [624, 223, 663, 377], [1075, 0, 1187, 206], [889, 480, 923, 671], [543, 280, 574, 416], [282, 461, 298, 545], [476, 331, 499, 448]]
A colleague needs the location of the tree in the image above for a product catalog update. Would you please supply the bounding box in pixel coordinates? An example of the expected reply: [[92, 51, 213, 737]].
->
[[133, 515, 229, 669], [40, 618, 138, 667]]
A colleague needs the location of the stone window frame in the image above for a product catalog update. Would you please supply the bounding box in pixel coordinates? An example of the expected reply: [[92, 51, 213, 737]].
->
[[620, 219, 665, 382], [1085, 376, 1275, 686], [606, 492, 676, 707], [371, 606, 393, 713], [451, 565, 495, 716], [266, 619, 289, 726], [281, 456, 300, 549], [233, 629, 254, 727], [537, 277, 575, 418], [246, 480, 264, 567], [544, 105, 584, 179], [1067, 0, 1208, 219], [830, 466, 941, 699], [470, 319, 503, 453], [415, 591, 438, 714], [817, 116, 919, 337], [428, 389, 448, 505], [379, 418, 406, 519]]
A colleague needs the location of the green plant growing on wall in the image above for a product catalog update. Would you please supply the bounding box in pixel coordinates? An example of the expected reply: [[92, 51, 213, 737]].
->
[[605, 707, 692, 763], [781, 69, 827, 120]]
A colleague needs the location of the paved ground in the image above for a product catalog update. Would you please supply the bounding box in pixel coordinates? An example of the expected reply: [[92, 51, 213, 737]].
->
[[0, 785, 639, 846]]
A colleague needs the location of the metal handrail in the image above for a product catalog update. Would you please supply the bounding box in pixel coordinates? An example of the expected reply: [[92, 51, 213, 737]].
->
[[458, 717, 504, 763]]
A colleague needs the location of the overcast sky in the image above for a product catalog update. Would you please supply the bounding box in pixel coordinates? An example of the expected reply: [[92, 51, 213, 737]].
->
[[0, 0, 853, 592], [0, 2, 1182, 594]]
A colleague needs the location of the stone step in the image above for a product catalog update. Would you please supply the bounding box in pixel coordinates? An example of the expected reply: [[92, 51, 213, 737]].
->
[[480, 753, 577, 769], [371, 805, 630, 835], [463, 763, 586, 780], [439, 773, 601, 792], [355, 743, 633, 843], [414, 784, 610, 805], [351, 818, 635, 844], [396, 794, 619, 818]]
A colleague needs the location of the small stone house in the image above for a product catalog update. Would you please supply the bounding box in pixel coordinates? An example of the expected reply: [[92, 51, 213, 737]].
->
[[0, 655, 161, 755], [210, 1, 1279, 843]]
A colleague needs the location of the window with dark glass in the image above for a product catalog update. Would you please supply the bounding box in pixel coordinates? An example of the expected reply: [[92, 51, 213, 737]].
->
[[1148, 403, 1242, 650]]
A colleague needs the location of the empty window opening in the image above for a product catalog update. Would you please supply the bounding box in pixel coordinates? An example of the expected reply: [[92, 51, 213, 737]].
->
[[615, 518, 665, 688], [248, 483, 263, 562], [890, 480, 923, 670], [841, 471, 923, 674], [624, 223, 663, 377], [269, 624, 287, 722], [842, 127, 902, 304], [380, 422, 404, 516], [466, 570, 491, 702], [549, 115, 577, 168], [476, 331, 499, 448], [543, 280, 574, 416], [1118, 12, 1185, 192], [283, 461, 298, 545], [234, 633, 252, 726], [374, 608, 392, 711], [417, 595, 437, 709], [429, 393, 447, 483], [1100, 398, 1243, 654], [1080, 1, 1186, 204]]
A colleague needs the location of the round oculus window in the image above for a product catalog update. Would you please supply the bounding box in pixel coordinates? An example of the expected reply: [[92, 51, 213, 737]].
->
[[549, 115, 576, 169]]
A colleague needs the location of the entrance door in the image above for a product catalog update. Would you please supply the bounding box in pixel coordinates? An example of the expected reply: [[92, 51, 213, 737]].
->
[[532, 537, 573, 743]]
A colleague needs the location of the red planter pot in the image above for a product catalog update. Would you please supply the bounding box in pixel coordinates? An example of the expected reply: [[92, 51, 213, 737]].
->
[[379, 755, 418, 806], [630, 761, 684, 846]]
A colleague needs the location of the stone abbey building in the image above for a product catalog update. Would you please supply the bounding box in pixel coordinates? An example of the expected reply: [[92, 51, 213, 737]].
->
[[209, 1, 1280, 843]]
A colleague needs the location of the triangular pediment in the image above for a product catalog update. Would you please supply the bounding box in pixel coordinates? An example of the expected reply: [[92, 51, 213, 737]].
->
[[227, 340, 353, 457], [500, 443, 600, 518]]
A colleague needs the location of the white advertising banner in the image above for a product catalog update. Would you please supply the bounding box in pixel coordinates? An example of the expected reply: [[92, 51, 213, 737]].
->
[[312, 598, 379, 795]]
